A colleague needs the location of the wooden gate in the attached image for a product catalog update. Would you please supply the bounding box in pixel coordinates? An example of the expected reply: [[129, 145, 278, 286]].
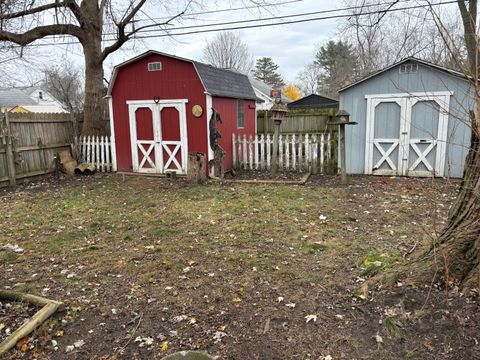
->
[[0, 112, 74, 187]]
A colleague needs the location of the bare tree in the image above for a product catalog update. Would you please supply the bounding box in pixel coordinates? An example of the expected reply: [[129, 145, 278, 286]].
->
[[351, 1, 479, 291], [202, 31, 254, 74], [296, 62, 321, 95], [340, 0, 466, 76], [421, 0, 480, 291], [43, 60, 84, 112], [0, 1, 193, 135]]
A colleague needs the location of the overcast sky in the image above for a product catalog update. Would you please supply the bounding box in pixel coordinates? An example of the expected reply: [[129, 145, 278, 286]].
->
[[107, 0, 339, 82], [3, 0, 339, 86]]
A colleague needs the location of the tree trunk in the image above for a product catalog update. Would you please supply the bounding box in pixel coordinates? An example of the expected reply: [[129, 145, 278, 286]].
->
[[81, 36, 105, 136], [425, 126, 480, 290]]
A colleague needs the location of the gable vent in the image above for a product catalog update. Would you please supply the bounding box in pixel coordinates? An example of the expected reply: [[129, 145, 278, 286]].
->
[[148, 62, 162, 71], [399, 63, 418, 74]]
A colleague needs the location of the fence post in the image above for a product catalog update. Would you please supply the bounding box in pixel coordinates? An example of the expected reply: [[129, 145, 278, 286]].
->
[[312, 134, 318, 174], [105, 136, 112, 172], [4, 112, 16, 186], [298, 134, 303, 171], [285, 134, 290, 170], [254, 134, 259, 170], [232, 133, 237, 169], [248, 135, 253, 170], [292, 134, 296, 171], [260, 134, 265, 170], [237, 134, 242, 169], [242, 134, 247, 170], [95, 136, 100, 170], [304, 134, 310, 171], [266, 133, 271, 170], [320, 133, 325, 174]]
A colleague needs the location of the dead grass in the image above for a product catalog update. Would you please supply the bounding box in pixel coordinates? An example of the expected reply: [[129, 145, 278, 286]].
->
[[0, 174, 478, 360]]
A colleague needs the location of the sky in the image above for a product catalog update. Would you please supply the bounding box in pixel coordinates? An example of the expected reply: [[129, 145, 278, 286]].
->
[[106, 0, 340, 82], [1, 0, 339, 86]]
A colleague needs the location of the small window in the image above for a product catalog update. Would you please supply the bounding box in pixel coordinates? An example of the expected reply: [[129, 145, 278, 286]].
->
[[38, 91, 43, 100], [237, 99, 244, 128], [148, 62, 162, 71], [399, 63, 418, 74]]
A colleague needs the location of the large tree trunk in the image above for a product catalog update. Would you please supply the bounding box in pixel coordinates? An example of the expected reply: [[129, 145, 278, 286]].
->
[[428, 126, 480, 290], [80, 1, 106, 136], [82, 38, 105, 136]]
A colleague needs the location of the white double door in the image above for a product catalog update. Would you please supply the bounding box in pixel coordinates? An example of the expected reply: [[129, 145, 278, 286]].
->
[[128, 99, 188, 174], [365, 92, 451, 177]]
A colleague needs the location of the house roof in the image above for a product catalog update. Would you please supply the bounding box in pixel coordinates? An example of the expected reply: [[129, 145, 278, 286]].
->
[[339, 57, 470, 92], [0, 88, 37, 107], [193, 61, 256, 100], [287, 94, 339, 109], [106, 50, 257, 100], [248, 76, 292, 104]]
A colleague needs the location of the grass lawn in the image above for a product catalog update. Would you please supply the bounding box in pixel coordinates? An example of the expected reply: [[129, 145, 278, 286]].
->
[[0, 174, 478, 359]]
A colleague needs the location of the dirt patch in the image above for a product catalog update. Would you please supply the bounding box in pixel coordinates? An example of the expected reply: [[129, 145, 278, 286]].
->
[[225, 169, 308, 181], [0, 173, 478, 359]]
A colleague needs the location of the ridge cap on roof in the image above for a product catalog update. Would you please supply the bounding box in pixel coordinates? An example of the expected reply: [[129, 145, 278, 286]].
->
[[339, 57, 469, 92]]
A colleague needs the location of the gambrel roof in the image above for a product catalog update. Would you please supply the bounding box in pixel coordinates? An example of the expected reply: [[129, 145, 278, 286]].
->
[[107, 50, 257, 101]]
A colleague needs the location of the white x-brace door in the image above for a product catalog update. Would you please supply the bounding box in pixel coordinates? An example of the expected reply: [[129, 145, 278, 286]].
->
[[128, 99, 188, 174], [365, 92, 451, 177]]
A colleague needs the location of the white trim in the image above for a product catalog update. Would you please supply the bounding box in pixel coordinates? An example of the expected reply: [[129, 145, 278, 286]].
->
[[365, 91, 453, 99], [339, 56, 468, 93], [126, 99, 188, 105], [205, 94, 214, 177], [107, 96, 118, 172], [128, 100, 189, 174], [365, 92, 451, 177]]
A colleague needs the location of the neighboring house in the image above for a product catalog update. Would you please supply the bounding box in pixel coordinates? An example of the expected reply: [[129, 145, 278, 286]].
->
[[339, 57, 473, 178], [107, 50, 257, 175], [287, 94, 339, 110], [0, 86, 66, 113], [248, 76, 291, 110]]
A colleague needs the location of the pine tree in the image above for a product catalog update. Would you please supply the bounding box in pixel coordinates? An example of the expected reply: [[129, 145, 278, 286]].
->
[[253, 57, 285, 88], [315, 41, 358, 97]]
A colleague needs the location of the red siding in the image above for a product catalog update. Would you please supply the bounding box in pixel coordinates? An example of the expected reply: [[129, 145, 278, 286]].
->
[[212, 97, 256, 171], [111, 53, 207, 172]]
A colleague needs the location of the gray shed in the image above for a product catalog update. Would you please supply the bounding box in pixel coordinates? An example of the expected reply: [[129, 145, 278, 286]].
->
[[339, 57, 473, 178]]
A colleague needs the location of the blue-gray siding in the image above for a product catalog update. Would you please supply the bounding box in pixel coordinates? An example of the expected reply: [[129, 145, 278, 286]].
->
[[339, 63, 473, 178]]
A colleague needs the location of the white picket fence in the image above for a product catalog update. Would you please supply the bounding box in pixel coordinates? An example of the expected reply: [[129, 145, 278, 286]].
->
[[232, 133, 336, 174], [77, 136, 113, 172]]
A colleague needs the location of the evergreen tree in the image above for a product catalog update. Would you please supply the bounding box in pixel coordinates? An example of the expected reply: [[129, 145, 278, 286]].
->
[[315, 41, 358, 97], [253, 57, 285, 88]]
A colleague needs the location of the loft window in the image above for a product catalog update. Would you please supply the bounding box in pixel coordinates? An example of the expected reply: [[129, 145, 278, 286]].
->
[[237, 99, 245, 128], [148, 62, 162, 71], [38, 91, 43, 100], [399, 63, 418, 74]]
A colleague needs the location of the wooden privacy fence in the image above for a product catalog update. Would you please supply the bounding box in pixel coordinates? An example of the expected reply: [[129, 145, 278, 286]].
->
[[257, 108, 338, 134], [0, 112, 74, 187], [232, 132, 337, 174], [76, 136, 113, 172]]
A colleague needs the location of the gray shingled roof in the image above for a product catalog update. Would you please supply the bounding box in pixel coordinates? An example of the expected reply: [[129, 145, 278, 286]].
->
[[193, 62, 256, 100], [0, 88, 38, 107]]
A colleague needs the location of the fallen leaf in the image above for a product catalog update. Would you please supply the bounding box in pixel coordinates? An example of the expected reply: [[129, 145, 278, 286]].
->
[[232, 297, 242, 303], [305, 314, 317, 323], [161, 341, 168, 351]]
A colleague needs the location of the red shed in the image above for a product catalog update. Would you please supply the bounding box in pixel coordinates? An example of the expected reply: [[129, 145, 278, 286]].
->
[[106, 50, 257, 175]]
